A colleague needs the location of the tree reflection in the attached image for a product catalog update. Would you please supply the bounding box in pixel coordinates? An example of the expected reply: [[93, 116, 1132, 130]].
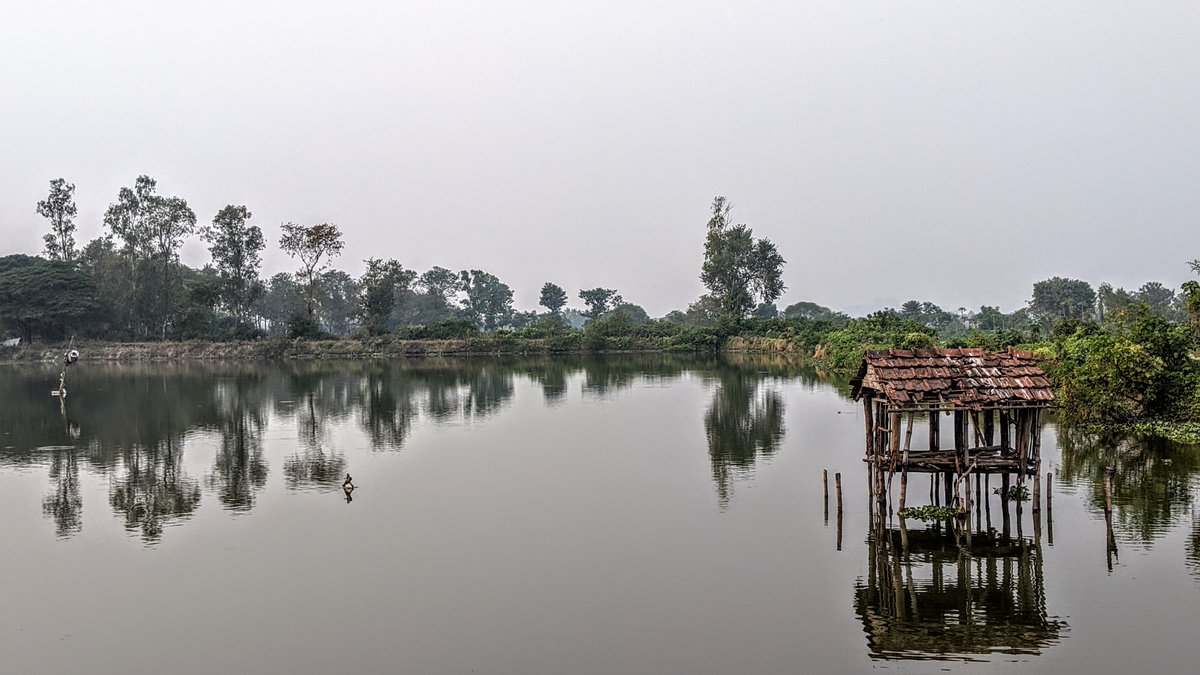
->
[[704, 366, 785, 507], [1059, 427, 1200, 546], [855, 522, 1065, 661], [206, 396, 268, 512], [360, 370, 419, 449], [42, 446, 82, 538], [109, 435, 202, 542], [283, 379, 348, 488]]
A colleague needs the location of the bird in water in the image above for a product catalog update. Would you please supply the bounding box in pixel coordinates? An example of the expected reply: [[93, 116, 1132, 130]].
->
[[343, 473, 355, 491]]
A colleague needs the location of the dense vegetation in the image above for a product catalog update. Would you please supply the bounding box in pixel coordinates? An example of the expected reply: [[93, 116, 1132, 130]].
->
[[5, 176, 1200, 431]]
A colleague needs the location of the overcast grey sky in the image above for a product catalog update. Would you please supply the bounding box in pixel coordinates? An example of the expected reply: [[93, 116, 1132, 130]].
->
[[3, 1, 1198, 317]]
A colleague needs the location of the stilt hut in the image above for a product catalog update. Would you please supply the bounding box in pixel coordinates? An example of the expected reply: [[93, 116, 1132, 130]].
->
[[850, 348, 1054, 513]]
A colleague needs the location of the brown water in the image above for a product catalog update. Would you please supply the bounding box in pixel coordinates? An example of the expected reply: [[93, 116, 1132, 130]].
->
[[1, 354, 1198, 674]]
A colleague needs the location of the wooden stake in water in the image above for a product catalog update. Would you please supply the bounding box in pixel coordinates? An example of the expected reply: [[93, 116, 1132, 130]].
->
[[823, 469, 829, 524], [835, 472, 844, 551]]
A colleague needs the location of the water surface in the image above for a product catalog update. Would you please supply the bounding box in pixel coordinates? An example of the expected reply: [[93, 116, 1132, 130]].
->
[[1, 355, 1198, 674]]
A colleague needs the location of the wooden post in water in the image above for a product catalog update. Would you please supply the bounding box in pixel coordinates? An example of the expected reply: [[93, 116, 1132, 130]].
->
[[1104, 466, 1114, 514], [1047, 472, 1054, 546], [999, 411, 1010, 452], [823, 469, 829, 524], [835, 472, 843, 551]]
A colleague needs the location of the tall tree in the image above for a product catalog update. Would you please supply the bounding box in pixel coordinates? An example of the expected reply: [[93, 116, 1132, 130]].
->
[[259, 272, 305, 334], [700, 196, 785, 320], [460, 269, 513, 331], [1029, 276, 1096, 325], [38, 178, 78, 262], [539, 282, 568, 315], [201, 205, 265, 325], [319, 270, 359, 335], [578, 287, 621, 322], [103, 175, 196, 338], [356, 258, 416, 335], [417, 266, 463, 308], [279, 222, 344, 318]]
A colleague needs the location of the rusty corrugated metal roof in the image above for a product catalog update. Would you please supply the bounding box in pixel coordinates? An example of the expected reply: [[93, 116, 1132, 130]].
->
[[849, 347, 1054, 408]]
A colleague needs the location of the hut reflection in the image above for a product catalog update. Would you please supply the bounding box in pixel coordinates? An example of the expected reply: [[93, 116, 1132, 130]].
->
[[855, 521, 1065, 661]]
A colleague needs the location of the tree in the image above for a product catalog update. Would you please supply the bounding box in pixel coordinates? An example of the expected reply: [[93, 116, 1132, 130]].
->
[[1135, 282, 1176, 318], [460, 270, 513, 331], [539, 282, 568, 315], [319, 270, 359, 335], [356, 259, 416, 335], [751, 302, 778, 319], [700, 196, 785, 320], [279, 222, 344, 318], [201, 205, 265, 326], [579, 287, 621, 322], [259, 272, 305, 334], [1029, 277, 1096, 325], [418, 266, 463, 307], [38, 178, 78, 262], [0, 255, 98, 342], [608, 302, 649, 324], [103, 175, 197, 338], [782, 301, 847, 323]]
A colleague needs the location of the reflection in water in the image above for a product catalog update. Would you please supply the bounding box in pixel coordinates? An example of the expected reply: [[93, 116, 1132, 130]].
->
[[109, 436, 202, 542], [704, 367, 785, 507], [1059, 427, 1200, 547], [855, 522, 1065, 661], [0, 356, 813, 542], [206, 398, 268, 511], [42, 446, 82, 538]]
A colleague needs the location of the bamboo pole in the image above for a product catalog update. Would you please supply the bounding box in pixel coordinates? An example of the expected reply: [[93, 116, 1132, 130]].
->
[[823, 469, 829, 524], [835, 472, 843, 551]]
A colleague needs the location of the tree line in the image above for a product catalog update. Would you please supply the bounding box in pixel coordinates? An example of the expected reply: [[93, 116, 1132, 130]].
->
[[1, 181, 788, 343]]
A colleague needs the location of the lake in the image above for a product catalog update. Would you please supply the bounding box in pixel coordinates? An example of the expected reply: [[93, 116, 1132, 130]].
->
[[2, 354, 1198, 674]]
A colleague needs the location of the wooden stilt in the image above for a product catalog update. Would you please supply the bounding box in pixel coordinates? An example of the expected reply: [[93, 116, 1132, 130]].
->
[[823, 469, 829, 524]]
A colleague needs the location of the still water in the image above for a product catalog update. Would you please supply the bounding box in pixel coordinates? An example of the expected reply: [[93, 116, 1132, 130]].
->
[[1, 354, 1198, 674]]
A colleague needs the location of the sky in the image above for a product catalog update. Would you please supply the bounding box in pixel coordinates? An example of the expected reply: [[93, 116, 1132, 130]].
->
[[2, 1, 1199, 317]]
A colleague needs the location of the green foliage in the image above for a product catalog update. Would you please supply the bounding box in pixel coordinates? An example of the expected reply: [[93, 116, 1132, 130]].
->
[[286, 313, 324, 340], [1043, 306, 1196, 422], [38, 178, 78, 262], [539, 282, 567, 314], [201, 205, 264, 324], [700, 196, 785, 320], [394, 318, 480, 340], [782, 301, 848, 323], [279, 222, 344, 317], [460, 270, 514, 331], [607, 302, 649, 324], [0, 255, 99, 342], [1030, 276, 1097, 327], [897, 505, 959, 521], [992, 485, 1031, 501], [579, 287, 622, 322], [355, 258, 416, 335], [819, 310, 938, 370]]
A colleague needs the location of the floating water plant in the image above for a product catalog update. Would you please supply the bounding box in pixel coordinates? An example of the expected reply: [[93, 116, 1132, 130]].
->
[[993, 485, 1031, 501], [897, 505, 959, 521]]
